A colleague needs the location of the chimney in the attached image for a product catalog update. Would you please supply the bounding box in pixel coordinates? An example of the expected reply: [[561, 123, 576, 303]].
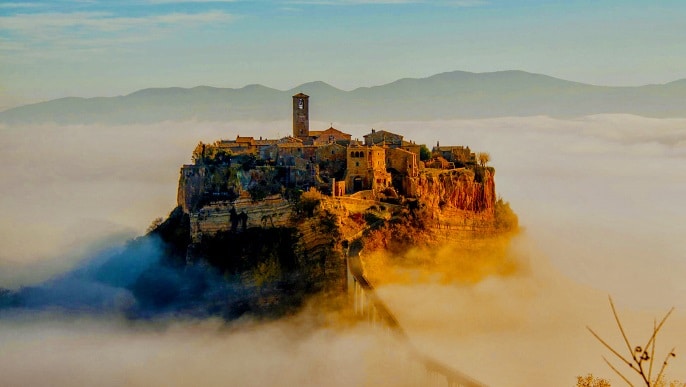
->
[[371, 128, 375, 134], [437, 141, 440, 148]]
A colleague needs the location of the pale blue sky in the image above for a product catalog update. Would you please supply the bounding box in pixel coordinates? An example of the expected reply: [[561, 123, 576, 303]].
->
[[1, 0, 685, 107]]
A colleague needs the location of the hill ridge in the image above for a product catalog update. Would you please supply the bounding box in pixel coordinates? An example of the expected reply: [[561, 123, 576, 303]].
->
[[2, 70, 686, 124]]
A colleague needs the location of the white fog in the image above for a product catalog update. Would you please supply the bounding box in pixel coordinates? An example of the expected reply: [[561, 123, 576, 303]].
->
[[1, 115, 684, 386]]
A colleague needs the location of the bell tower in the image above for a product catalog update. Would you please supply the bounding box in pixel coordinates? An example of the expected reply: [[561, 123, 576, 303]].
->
[[292, 93, 309, 139]]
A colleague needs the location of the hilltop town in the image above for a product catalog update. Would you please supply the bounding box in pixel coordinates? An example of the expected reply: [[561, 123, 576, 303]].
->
[[153, 93, 516, 312], [178, 93, 495, 230]]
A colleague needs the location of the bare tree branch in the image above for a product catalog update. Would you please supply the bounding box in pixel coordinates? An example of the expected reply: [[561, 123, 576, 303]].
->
[[643, 307, 675, 358], [609, 297, 637, 362], [588, 326, 636, 370], [588, 297, 677, 387], [604, 356, 636, 387], [654, 347, 677, 386]]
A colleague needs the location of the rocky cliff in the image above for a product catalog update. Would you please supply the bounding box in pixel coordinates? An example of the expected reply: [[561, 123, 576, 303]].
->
[[177, 165, 206, 213], [190, 194, 292, 243], [409, 167, 495, 215]]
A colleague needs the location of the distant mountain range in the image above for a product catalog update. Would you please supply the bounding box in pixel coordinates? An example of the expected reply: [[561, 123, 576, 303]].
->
[[2, 70, 686, 124]]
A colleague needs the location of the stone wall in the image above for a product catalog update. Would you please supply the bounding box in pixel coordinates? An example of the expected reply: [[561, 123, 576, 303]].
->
[[386, 147, 418, 177]]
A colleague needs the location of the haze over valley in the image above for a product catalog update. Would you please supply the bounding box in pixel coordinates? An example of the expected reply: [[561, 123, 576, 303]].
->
[[1, 112, 684, 385], [3, 71, 686, 124]]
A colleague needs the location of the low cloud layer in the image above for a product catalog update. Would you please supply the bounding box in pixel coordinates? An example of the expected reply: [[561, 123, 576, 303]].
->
[[1, 114, 685, 385], [0, 313, 425, 387], [0, 121, 282, 286], [375, 235, 686, 386]]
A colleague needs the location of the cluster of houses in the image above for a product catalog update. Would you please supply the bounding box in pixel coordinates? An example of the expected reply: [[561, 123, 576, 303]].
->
[[193, 93, 476, 197]]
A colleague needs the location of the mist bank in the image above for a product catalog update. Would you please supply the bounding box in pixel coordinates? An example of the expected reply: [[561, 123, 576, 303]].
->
[[3, 70, 686, 125], [0, 232, 263, 320], [0, 115, 684, 386], [374, 234, 686, 386], [1, 115, 684, 307], [0, 310, 425, 387]]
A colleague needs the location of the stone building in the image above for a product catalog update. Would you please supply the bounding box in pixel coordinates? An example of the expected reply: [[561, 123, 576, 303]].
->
[[217, 135, 257, 155], [276, 142, 305, 165], [179, 93, 475, 211], [425, 156, 454, 170], [386, 147, 418, 178], [255, 138, 278, 160], [433, 144, 475, 165], [315, 142, 347, 163], [311, 126, 352, 145], [345, 142, 391, 193], [363, 129, 403, 147], [400, 140, 421, 156]]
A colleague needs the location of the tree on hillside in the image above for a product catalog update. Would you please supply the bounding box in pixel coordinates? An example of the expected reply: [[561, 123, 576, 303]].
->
[[477, 152, 490, 167], [419, 144, 431, 161], [191, 142, 205, 164]]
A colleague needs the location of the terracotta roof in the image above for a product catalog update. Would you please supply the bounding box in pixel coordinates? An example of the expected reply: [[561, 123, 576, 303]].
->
[[387, 147, 415, 155], [435, 146, 467, 152], [277, 143, 305, 148], [363, 130, 402, 138], [278, 136, 303, 144], [255, 139, 278, 145], [320, 126, 350, 135], [318, 142, 345, 149]]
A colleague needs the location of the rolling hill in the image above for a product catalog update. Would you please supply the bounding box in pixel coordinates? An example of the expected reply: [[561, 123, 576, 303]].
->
[[2, 70, 686, 124]]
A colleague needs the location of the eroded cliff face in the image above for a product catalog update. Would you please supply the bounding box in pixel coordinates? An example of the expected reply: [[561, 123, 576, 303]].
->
[[156, 162, 513, 318], [177, 165, 206, 213], [180, 167, 497, 244], [295, 214, 346, 294], [409, 168, 495, 215], [190, 194, 292, 243]]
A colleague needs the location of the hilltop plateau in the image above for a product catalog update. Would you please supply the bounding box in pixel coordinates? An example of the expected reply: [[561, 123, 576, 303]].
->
[[143, 93, 518, 317], [0, 93, 517, 321]]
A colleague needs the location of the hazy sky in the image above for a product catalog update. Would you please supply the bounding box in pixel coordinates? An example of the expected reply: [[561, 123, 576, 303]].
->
[[1, 0, 686, 107]]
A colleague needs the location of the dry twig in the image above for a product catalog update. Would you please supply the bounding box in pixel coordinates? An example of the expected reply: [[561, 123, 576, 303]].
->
[[587, 296, 677, 387]]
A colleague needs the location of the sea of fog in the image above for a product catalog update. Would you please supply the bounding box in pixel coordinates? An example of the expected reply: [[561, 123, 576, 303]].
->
[[0, 115, 684, 386]]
